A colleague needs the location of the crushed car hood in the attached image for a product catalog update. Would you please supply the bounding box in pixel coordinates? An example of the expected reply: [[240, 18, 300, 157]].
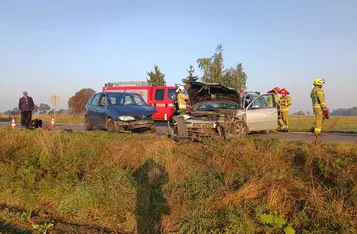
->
[[186, 82, 242, 107]]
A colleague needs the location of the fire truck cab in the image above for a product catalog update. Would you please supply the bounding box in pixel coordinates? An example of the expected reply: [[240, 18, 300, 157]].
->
[[102, 81, 182, 121]]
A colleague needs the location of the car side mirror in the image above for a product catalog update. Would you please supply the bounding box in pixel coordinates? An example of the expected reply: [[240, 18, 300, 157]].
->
[[251, 104, 260, 110]]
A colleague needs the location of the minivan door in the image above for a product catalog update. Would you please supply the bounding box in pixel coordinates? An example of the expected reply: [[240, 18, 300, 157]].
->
[[87, 93, 101, 125], [97, 93, 109, 128], [246, 94, 278, 131]]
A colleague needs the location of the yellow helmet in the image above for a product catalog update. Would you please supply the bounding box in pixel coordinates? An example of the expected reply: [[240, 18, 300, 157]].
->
[[313, 78, 325, 86]]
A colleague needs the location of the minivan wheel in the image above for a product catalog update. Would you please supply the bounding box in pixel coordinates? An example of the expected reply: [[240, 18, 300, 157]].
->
[[106, 118, 116, 133], [85, 116, 94, 131]]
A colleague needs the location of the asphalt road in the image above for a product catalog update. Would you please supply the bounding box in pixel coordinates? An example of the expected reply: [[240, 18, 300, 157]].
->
[[1, 122, 357, 143]]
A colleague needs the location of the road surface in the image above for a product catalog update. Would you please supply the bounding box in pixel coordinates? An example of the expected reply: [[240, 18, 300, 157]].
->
[[1, 122, 357, 143]]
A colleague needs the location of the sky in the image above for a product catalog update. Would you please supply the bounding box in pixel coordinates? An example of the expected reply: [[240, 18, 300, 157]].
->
[[0, 0, 356, 113]]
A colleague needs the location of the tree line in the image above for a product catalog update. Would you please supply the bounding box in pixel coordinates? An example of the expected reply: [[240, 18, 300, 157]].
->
[[293, 107, 357, 116], [1, 103, 71, 116], [2, 44, 248, 116]]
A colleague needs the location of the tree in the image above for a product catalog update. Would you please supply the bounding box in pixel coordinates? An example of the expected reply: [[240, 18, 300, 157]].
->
[[293, 111, 305, 115], [57, 109, 66, 115], [33, 104, 39, 114], [197, 44, 224, 83], [182, 65, 199, 85], [11, 107, 19, 115], [39, 103, 51, 115], [222, 63, 248, 90], [146, 65, 166, 86], [68, 88, 96, 115], [3, 110, 11, 116], [196, 44, 248, 90]]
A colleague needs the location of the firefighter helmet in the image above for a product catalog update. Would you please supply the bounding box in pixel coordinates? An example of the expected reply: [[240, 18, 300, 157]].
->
[[176, 85, 185, 92], [273, 87, 280, 93], [280, 88, 289, 95], [313, 78, 325, 86]]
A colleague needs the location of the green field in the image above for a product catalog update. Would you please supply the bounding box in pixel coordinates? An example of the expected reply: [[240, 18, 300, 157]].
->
[[0, 128, 356, 233]]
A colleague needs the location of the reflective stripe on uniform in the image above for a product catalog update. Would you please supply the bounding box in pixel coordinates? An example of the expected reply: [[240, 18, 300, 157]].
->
[[179, 104, 186, 109]]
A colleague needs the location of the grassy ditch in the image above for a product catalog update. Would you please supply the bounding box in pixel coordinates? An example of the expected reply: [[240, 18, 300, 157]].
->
[[0, 128, 356, 233]]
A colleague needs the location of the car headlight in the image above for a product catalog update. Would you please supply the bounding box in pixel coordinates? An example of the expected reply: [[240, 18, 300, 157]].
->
[[119, 116, 135, 121]]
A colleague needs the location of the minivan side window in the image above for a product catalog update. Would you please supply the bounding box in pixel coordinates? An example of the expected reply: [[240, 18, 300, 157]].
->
[[90, 93, 101, 106], [154, 89, 165, 100]]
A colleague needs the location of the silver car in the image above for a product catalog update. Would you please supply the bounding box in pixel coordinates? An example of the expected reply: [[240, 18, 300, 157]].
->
[[170, 82, 278, 140]]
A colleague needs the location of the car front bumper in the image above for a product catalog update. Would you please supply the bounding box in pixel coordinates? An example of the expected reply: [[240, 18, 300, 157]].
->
[[114, 119, 155, 131]]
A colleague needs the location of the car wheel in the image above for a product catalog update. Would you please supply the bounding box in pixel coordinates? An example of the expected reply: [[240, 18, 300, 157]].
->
[[85, 116, 93, 131], [106, 118, 116, 133], [232, 121, 248, 138]]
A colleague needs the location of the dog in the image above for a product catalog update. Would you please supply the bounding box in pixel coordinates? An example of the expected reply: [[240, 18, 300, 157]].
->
[[29, 119, 43, 129]]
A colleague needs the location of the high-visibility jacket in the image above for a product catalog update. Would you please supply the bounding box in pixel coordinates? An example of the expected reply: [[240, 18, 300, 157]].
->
[[267, 91, 280, 108], [177, 93, 188, 109], [280, 95, 292, 111], [310, 86, 327, 110]]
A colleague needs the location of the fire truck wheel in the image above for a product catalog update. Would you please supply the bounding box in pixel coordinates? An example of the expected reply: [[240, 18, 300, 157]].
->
[[85, 116, 93, 131], [106, 118, 116, 133]]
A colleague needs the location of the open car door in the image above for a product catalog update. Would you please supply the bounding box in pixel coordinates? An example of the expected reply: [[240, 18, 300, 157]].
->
[[246, 93, 278, 131]]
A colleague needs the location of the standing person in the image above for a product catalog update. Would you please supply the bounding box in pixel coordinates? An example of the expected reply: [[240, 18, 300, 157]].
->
[[267, 87, 281, 132], [310, 78, 329, 135], [176, 86, 189, 115], [18, 91, 35, 129], [279, 88, 292, 132]]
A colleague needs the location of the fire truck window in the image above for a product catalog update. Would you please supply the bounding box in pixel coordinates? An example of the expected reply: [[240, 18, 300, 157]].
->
[[154, 89, 165, 100], [168, 89, 177, 101]]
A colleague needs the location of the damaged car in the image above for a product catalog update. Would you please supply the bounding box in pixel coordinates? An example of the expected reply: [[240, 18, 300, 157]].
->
[[169, 82, 278, 140], [85, 92, 157, 133]]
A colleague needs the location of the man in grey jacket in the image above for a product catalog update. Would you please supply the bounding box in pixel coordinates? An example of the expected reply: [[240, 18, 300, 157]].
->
[[18, 91, 35, 128]]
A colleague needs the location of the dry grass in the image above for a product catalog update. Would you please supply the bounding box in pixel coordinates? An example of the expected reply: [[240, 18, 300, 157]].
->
[[0, 114, 84, 124], [0, 128, 356, 233]]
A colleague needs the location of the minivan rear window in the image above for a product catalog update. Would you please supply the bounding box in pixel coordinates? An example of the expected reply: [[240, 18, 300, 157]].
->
[[154, 89, 165, 100]]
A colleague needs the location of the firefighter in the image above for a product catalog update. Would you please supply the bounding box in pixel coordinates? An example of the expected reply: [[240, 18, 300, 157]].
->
[[310, 78, 329, 135], [267, 87, 281, 132], [267, 87, 281, 107], [176, 86, 189, 115], [279, 88, 292, 132]]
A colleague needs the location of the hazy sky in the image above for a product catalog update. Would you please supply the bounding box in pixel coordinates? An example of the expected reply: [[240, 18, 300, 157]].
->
[[0, 0, 356, 112]]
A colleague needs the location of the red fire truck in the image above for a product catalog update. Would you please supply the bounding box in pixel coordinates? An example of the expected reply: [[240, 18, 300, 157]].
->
[[102, 81, 184, 121]]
